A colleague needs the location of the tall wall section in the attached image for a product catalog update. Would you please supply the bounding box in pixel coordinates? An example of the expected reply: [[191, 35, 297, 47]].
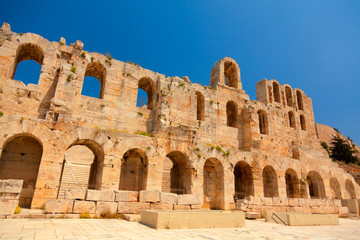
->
[[0, 23, 358, 211]]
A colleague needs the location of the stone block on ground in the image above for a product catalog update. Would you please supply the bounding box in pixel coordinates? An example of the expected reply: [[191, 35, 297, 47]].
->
[[0, 199, 18, 215], [117, 202, 150, 214], [173, 204, 191, 210], [160, 192, 178, 204], [245, 212, 259, 219], [73, 200, 95, 214], [96, 201, 118, 214], [65, 188, 86, 200], [191, 204, 202, 210], [177, 194, 202, 205], [115, 190, 138, 202], [45, 199, 73, 214], [150, 203, 173, 210], [124, 214, 141, 222], [139, 190, 160, 203]]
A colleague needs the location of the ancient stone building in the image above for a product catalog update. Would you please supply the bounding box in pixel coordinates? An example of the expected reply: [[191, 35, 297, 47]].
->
[[0, 22, 358, 213]]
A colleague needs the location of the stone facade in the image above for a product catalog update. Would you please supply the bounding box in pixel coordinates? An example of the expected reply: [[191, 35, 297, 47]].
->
[[0, 22, 359, 214]]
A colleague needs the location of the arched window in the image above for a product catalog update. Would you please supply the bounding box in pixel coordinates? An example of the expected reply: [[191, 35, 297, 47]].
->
[[12, 43, 44, 85], [195, 92, 204, 121], [82, 62, 106, 99], [273, 82, 280, 103], [224, 61, 238, 88], [0, 135, 42, 208], [257, 110, 268, 135], [288, 111, 295, 129], [119, 149, 148, 191], [226, 101, 238, 128], [300, 115, 306, 131], [296, 90, 304, 110], [137, 77, 154, 110], [262, 166, 279, 197], [285, 86, 293, 107]]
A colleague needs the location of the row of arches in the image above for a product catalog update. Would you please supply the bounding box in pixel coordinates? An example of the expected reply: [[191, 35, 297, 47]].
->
[[271, 82, 304, 110], [1, 134, 357, 209]]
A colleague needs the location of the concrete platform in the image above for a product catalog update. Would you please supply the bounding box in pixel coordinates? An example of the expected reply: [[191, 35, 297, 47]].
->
[[141, 210, 245, 229], [265, 212, 339, 226]]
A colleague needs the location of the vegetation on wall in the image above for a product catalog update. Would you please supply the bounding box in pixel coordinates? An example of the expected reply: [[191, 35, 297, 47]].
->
[[321, 135, 360, 165]]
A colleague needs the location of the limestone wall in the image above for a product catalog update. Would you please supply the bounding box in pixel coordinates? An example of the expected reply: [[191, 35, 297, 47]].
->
[[0, 22, 359, 213]]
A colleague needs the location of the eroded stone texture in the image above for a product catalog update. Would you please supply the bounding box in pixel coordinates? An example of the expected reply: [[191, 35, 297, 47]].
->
[[0, 23, 359, 214]]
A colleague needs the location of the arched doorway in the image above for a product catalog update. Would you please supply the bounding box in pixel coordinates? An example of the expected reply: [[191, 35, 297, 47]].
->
[[0, 135, 43, 208], [203, 158, 224, 210], [330, 177, 342, 199], [307, 171, 326, 199], [119, 149, 148, 191], [285, 168, 300, 198], [345, 179, 356, 199], [162, 151, 192, 194], [262, 165, 279, 197], [234, 161, 254, 199]]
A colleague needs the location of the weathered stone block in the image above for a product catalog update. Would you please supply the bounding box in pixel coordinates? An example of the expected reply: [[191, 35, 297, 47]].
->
[[191, 204, 202, 210], [245, 212, 259, 219], [272, 197, 288, 206], [177, 194, 202, 205], [0, 192, 20, 200], [65, 188, 86, 200], [173, 204, 191, 210], [139, 190, 160, 203], [160, 192, 178, 204], [97, 201, 118, 214], [73, 200, 95, 214], [0, 179, 23, 193], [86, 190, 115, 202], [260, 197, 273, 205], [150, 203, 173, 210], [288, 198, 299, 207], [115, 190, 138, 202], [45, 199, 73, 213], [117, 202, 150, 214], [248, 196, 261, 205], [0, 199, 18, 215]]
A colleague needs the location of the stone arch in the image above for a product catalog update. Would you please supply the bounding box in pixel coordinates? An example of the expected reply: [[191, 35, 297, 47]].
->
[[226, 101, 238, 128], [224, 61, 239, 88], [306, 171, 326, 199], [196, 91, 205, 121], [257, 109, 269, 135], [262, 165, 279, 197], [288, 111, 296, 129], [285, 86, 293, 107], [203, 158, 224, 210], [345, 179, 356, 199], [162, 151, 192, 194], [138, 77, 155, 110], [0, 134, 43, 208], [300, 114, 306, 131], [82, 62, 107, 99], [273, 81, 281, 103], [234, 161, 254, 199], [58, 139, 104, 195], [12, 43, 44, 82], [285, 168, 301, 198], [330, 177, 342, 199], [296, 90, 304, 110], [119, 148, 148, 191]]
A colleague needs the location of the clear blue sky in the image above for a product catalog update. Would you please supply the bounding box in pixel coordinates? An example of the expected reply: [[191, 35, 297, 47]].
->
[[1, 0, 360, 145]]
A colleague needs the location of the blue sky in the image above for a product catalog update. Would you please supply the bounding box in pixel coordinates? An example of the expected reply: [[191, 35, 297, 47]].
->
[[2, 0, 360, 145]]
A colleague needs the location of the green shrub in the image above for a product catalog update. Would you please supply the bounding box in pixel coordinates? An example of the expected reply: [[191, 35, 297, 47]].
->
[[100, 210, 125, 219], [14, 206, 21, 214], [80, 52, 86, 58], [0, 111, 3, 117], [66, 74, 72, 82], [215, 145, 222, 152], [71, 66, 76, 73], [134, 130, 152, 137], [80, 212, 90, 219], [137, 112, 143, 116]]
